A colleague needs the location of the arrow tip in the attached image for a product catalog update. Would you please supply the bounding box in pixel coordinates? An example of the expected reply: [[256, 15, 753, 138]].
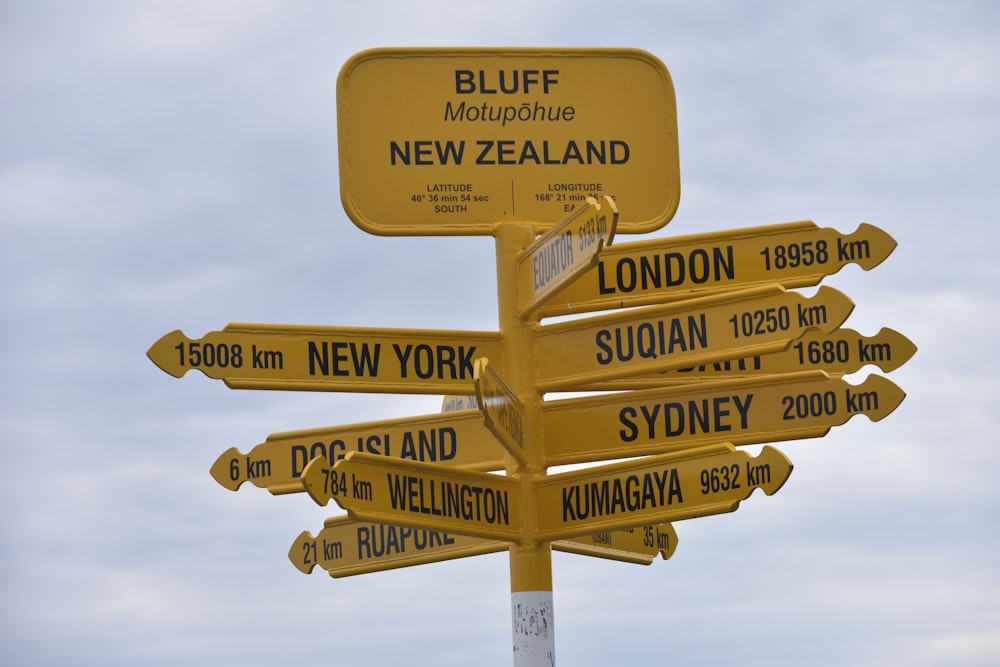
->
[[301, 456, 333, 506], [209, 447, 246, 491], [755, 446, 794, 496], [853, 374, 907, 422], [146, 330, 190, 377], [851, 223, 897, 270], [811, 286, 855, 333], [288, 531, 318, 574], [657, 523, 679, 560], [869, 327, 918, 373]]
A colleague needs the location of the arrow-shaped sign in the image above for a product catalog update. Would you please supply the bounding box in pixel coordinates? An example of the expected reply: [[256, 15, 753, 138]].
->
[[209, 410, 506, 494], [291, 517, 678, 577], [543, 371, 905, 466], [577, 326, 917, 389], [533, 284, 853, 391], [474, 358, 526, 464], [302, 452, 522, 542], [539, 220, 896, 317], [517, 195, 618, 316], [555, 523, 678, 564], [147, 324, 504, 394], [441, 395, 479, 412], [290, 515, 506, 577], [533, 444, 792, 542]]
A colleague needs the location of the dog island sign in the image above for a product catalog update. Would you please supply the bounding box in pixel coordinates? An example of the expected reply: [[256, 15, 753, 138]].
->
[[337, 47, 679, 235]]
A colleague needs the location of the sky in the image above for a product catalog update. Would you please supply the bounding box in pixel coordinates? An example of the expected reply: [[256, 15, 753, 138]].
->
[[1, 1, 998, 665]]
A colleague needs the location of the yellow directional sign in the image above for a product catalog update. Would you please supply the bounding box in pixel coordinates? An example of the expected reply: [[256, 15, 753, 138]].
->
[[290, 515, 505, 578], [302, 452, 522, 542], [291, 516, 677, 576], [540, 221, 897, 317], [337, 47, 679, 236], [533, 444, 792, 542], [209, 410, 506, 495], [517, 195, 618, 315], [555, 523, 677, 564], [533, 285, 854, 391], [543, 371, 906, 466], [474, 358, 526, 464], [147, 324, 504, 394], [577, 326, 918, 389], [441, 395, 479, 412], [149, 45, 914, 667]]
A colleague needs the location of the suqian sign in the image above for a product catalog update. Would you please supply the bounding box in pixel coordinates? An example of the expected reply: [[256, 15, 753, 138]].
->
[[337, 47, 680, 235]]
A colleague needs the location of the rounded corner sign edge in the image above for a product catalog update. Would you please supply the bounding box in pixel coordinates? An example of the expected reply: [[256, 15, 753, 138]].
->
[[337, 47, 680, 237]]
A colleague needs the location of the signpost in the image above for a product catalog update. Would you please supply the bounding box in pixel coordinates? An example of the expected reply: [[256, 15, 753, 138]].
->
[[301, 451, 522, 542], [209, 409, 505, 495], [542, 371, 905, 466], [337, 47, 679, 235], [441, 394, 479, 412], [533, 444, 792, 541], [292, 517, 677, 577], [555, 522, 678, 564], [516, 195, 618, 315], [474, 358, 527, 465], [148, 47, 916, 667], [539, 220, 897, 317], [290, 515, 506, 578], [147, 324, 503, 394], [533, 284, 854, 391], [577, 326, 918, 389]]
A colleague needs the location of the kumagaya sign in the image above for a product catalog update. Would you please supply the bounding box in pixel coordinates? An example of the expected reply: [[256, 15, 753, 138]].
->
[[337, 47, 679, 235]]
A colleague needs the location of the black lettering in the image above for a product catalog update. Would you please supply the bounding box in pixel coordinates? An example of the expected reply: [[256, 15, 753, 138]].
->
[[476, 140, 494, 164], [619, 407, 638, 441]]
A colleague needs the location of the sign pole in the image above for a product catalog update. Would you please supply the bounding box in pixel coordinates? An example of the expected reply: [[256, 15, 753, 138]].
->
[[497, 222, 556, 666]]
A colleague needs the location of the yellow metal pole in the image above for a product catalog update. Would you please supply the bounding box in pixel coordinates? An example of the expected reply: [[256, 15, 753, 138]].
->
[[495, 222, 555, 666]]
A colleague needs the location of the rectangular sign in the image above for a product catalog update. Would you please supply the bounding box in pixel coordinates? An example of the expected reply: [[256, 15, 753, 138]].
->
[[539, 221, 897, 317], [542, 371, 906, 466], [533, 285, 854, 391], [147, 324, 504, 394], [575, 326, 918, 390], [302, 452, 522, 542], [337, 47, 679, 235], [517, 195, 617, 315], [474, 358, 526, 464], [209, 410, 506, 495], [533, 444, 792, 542]]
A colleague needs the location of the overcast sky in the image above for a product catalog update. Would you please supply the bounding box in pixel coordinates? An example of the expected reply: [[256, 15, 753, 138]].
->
[[2, 1, 998, 666]]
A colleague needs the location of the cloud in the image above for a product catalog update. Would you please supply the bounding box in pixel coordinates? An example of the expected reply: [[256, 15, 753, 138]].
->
[[0, 161, 141, 230], [2, 2, 997, 666]]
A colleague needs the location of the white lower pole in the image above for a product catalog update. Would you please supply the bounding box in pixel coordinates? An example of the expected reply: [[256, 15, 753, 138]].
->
[[511, 591, 555, 666]]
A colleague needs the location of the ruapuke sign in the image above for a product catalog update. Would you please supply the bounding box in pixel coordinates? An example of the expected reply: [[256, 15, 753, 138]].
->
[[337, 47, 680, 236]]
